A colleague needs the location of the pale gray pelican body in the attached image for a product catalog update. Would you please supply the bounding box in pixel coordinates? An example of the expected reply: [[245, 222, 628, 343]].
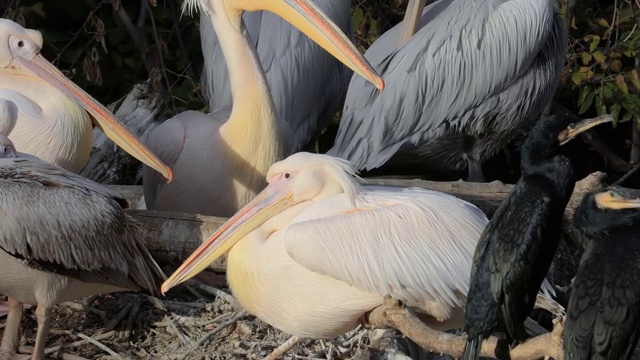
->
[[143, 0, 383, 218], [328, 0, 568, 182], [0, 19, 172, 180], [200, 0, 352, 151], [0, 136, 166, 360]]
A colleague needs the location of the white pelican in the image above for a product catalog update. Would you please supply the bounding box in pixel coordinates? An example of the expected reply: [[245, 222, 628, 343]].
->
[[200, 0, 352, 151], [162, 152, 489, 337], [0, 18, 172, 179], [0, 134, 166, 360], [142, 0, 384, 218]]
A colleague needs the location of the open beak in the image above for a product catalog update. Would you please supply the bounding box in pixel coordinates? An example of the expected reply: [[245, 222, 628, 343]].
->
[[161, 178, 297, 293], [251, 0, 384, 91], [558, 114, 614, 146], [13, 55, 173, 181], [594, 187, 640, 210]]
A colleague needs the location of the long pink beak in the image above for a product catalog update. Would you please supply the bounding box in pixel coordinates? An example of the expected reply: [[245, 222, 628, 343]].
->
[[161, 177, 296, 293], [14, 54, 173, 181]]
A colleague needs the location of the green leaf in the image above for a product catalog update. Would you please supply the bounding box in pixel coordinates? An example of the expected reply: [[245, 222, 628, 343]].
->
[[595, 93, 607, 115], [615, 74, 629, 95], [572, 72, 583, 86], [592, 50, 606, 64], [610, 103, 621, 122], [352, 7, 364, 28], [621, 95, 640, 117], [578, 86, 596, 115], [590, 35, 601, 52]]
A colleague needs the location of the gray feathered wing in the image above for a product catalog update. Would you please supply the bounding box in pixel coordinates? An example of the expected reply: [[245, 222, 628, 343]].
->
[[0, 158, 166, 295]]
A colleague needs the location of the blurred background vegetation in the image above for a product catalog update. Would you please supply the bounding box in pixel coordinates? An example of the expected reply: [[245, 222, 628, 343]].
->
[[1, 0, 639, 182]]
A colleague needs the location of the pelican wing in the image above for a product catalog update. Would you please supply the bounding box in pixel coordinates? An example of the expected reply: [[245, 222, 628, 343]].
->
[[0, 158, 165, 294], [200, 0, 352, 150], [283, 187, 487, 316], [0, 89, 42, 120], [0, 158, 126, 204], [329, 0, 563, 170], [142, 115, 186, 209]]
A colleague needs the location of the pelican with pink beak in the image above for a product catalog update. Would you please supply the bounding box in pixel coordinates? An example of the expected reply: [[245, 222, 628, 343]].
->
[[0, 18, 172, 179], [162, 152, 489, 339]]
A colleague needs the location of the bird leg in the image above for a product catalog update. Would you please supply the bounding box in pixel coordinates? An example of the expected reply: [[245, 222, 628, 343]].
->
[[466, 158, 486, 182], [367, 295, 565, 360], [0, 298, 23, 359], [31, 305, 52, 360]]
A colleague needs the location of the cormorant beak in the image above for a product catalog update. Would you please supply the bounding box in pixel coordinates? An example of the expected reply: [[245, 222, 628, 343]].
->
[[594, 187, 640, 210], [160, 175, 298, 294], [558, 114, 614, 145], [11, 54, 173, 181]]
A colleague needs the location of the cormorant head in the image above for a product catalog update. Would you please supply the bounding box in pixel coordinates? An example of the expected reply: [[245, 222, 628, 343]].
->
[[574, 187, 640, 237], [521, 114, 613, 172]]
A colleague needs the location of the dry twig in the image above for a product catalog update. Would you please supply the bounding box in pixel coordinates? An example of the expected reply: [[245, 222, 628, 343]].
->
[[367, 296, 564, 360], [18, 331, 116, 360], [265, 336, 306, 360], [188, 281, 241, 309], [74, 332, 123, 359], [180, 311, 248, 360]]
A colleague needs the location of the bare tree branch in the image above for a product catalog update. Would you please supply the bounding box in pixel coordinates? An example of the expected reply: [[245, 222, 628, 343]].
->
[[367, 296, 564, 360]]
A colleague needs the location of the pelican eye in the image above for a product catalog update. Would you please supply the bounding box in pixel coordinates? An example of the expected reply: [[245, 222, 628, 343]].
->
[[284, 172, 291, 179], [2, 146, 8, 154], [16, 40, 24, 48]]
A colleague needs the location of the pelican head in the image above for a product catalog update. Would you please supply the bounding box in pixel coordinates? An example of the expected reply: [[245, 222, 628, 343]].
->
[[0, 19, 172, 181], [183, 0, 384, 91], [161, 152, 363, 293], [0, 133, 18, 158]]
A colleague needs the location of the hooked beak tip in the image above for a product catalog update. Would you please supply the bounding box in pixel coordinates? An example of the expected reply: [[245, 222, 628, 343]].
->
[[558, 114, 614, 145]]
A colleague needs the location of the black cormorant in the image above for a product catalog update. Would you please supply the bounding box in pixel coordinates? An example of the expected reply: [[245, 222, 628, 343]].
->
[[564, 187, 640, 360], [462, 114, 614, 359]]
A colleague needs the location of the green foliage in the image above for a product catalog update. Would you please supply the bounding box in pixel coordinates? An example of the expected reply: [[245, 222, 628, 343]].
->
[[558, 0, 640, 127], [2, 0, 206, 113]]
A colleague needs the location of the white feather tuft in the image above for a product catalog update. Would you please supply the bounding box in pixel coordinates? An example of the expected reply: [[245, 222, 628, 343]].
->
[[182, 0, 210, 17]]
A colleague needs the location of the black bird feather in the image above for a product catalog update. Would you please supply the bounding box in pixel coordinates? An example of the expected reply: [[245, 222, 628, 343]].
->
[[564, 187, 640, 360], [462, 115, 577, 359]]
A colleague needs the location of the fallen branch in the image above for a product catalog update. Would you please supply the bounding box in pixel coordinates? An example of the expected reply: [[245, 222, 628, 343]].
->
[[125, 172, 607, 269], [18, 331, 116, 360], [367, 296, 564, 360]]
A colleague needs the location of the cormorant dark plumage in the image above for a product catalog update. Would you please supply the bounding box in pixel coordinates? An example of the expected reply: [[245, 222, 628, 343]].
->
[[564, 187, 640, 360], [462, 114, 614, 359]]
